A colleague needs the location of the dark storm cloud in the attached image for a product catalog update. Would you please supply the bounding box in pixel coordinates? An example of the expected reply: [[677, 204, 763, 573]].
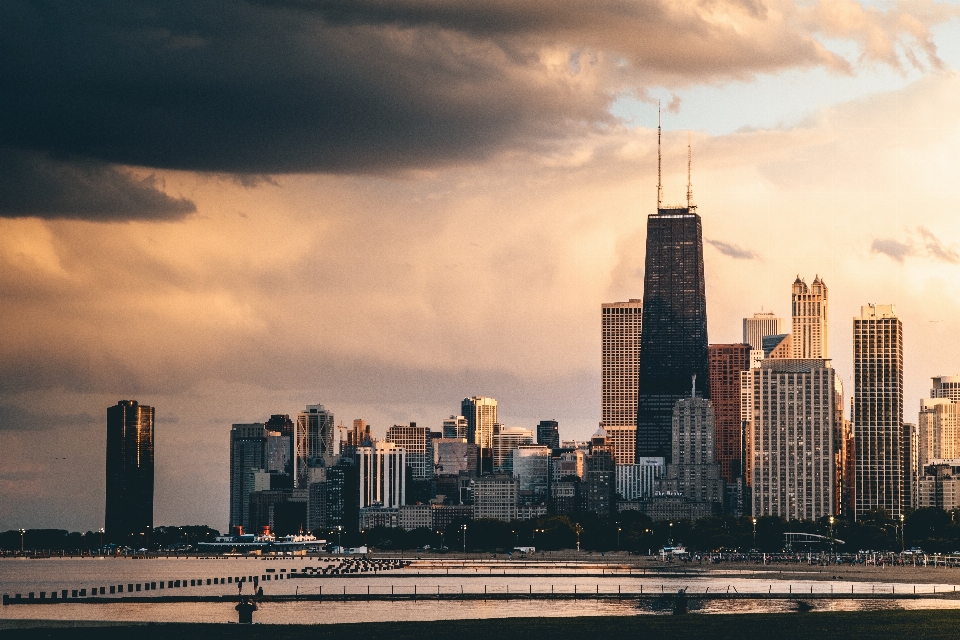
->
[[0, 0, 608, 175], [1, 0, 943, 178], [0, 148, 195, 221], [0, 404, 99, 431], [706, 238, 758, 260]]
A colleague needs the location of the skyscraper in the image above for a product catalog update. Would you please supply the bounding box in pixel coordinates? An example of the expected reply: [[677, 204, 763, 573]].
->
[[462, 396, 497, 473], [443, 415, 468, 440], [853, 304, 904, 519], [791, 276, 829, 359], [743, 312, 784, 351], [358, 442, 406, 509], [708, 343, 751, 483], [536, 419, 560, 450], [229, 423, 270, 531], [264, 414, 294, 475], [295, 404, 335, 488], [635, 156, 709, 463], [743, 358, 840, 520], [659, 393, 724, 508], [492, 424, 534, 474], [386, 422, 432, 479], [602, 299, 642, 431], [105, 400, 154, 544]]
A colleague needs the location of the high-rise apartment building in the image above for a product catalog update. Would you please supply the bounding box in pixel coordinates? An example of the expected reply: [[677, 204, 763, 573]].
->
[[470, 475, 518, 521], [604, 426, 637, 465], [105, 400, 154, 544], [295, 404, 335, 488], [492, 424, 534, 474], [442, 415, 468, 440], [743, 358, 840, 519], [708, 343, 751, 483], [602, 300, 642, 434], [636, 202, 709, 463], [462, 396, 497, 473], [791, 276, 829, 359], [918, 397, 960, 468], [386, 422, 432, 480], [853, 304, 904, 519], [743, 312, 784, 351], [659, 394, 724, 507], [358, 442, 406, 509], [536, 420, 560, 450], [931, 376, 960, 401]]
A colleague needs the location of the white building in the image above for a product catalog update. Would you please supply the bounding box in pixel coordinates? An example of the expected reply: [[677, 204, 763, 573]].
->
[[616, 458, 664, 500], [358, 442, 406, 509], [743, 311, 784, 352], [853, 304, 904, 519]]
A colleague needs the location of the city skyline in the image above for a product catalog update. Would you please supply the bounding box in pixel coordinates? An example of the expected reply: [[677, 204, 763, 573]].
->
[[5, 1, 960, 531]]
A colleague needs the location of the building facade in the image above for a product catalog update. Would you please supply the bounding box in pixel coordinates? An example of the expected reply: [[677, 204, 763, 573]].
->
[[659, 396, 724, 509], [708, 343, 751, 483], [743, 312, 784, 352], [462, 396, 498, 473], [471, 476, 518, 521], [636, 205, 709, 464], [743, 358, 839, 520], [616, 458, 664, 501], [358, 442, 406, 509], [536, 420, 561, 450], [492, 424, 534, 474], [853, 304, 904, 519], [512, 445, 550, 504], [105, 400, 155, 544], [229, 422, 269, 531], [442, 415, 468, 440], [295, 404, 335, 488], [791, 276, 829, 359], [602, 299, 642, 431], [386, 423, 432, 479]]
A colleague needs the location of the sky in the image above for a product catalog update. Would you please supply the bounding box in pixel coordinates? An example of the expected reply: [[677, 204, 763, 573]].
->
[[3, 0, 960, 533]]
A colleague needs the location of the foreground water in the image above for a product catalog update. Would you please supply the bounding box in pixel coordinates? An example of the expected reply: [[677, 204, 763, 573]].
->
[[4, 557, 960, 623]]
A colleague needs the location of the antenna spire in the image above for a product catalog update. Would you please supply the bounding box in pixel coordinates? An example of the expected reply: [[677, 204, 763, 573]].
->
[[657, 101, 662, 210], [686, 131, 693, 209]]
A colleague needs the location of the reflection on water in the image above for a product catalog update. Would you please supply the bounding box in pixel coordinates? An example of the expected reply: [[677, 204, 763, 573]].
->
[[4, 557, 960, 624]]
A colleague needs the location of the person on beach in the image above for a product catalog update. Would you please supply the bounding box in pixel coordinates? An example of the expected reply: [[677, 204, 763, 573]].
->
[[236, 596, 257, 624]]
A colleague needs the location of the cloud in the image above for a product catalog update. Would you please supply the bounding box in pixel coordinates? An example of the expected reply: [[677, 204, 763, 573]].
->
[[871, 238, 913, 262], [0, 148, 196, 221], [706, 239, 758, 260], [0, 0, 953, 175], [0, 405, 99, 431], [918, 226, 960, 264]]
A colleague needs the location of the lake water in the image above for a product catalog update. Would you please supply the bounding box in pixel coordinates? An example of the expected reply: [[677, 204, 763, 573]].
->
[[4, 557, 960, 624]]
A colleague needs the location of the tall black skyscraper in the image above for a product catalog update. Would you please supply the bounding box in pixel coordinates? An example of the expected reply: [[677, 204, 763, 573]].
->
[[105, 400, 155, 544], [636, 126, 709, 463]]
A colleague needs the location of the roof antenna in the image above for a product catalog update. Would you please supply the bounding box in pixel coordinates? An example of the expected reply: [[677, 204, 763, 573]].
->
[[657, 100, 662, 211], [691, 374, 697, 399], [686, 131, 693, 209]]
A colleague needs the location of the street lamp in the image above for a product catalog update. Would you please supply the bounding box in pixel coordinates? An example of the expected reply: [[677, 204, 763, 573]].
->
[[99, 528, 104, 554], [335, 526, 343, 553], [828, 516, 835, 557], [437, 530, 444, 550], [461, 524, 467, 554], [575, 523, 583, 552], [617, 526, 622, 550], [19, 528, 25, 553], [900, 514, 905, 553], [752, 517, 757, 550]]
